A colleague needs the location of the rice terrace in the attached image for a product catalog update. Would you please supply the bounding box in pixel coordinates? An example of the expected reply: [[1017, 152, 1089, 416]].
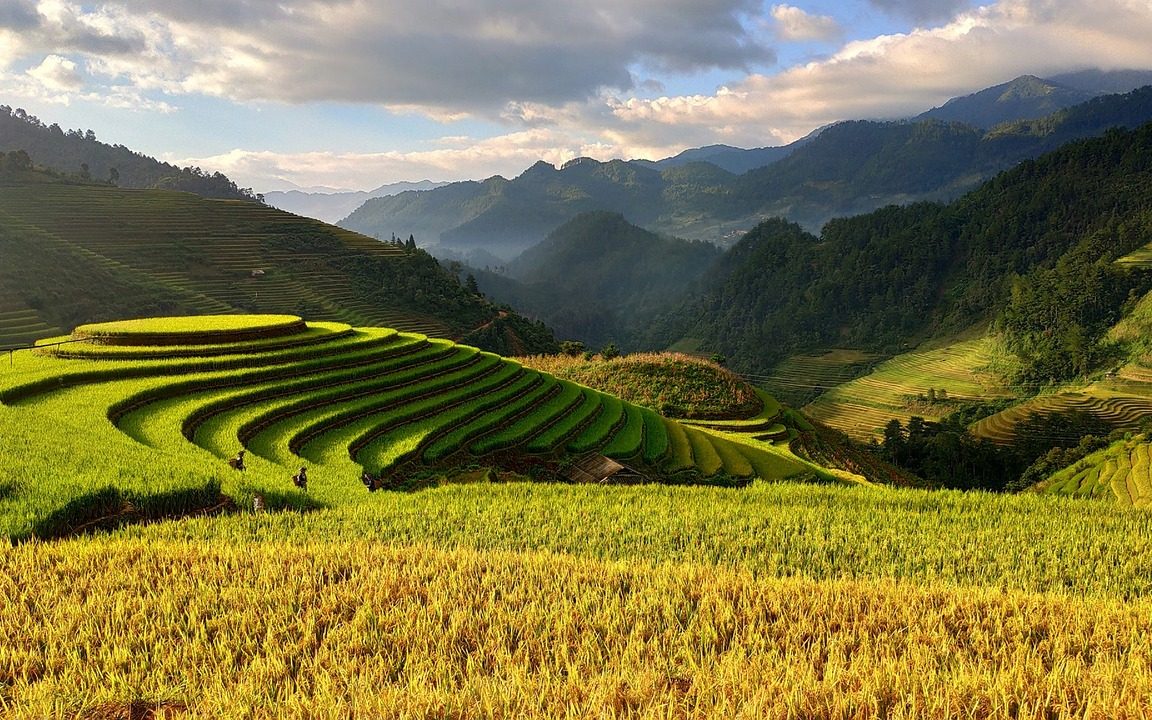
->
[[0, 311, 1150, 718]]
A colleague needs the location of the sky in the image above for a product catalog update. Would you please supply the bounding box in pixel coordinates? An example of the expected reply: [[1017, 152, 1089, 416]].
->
[[2, 0, 1152, 192]]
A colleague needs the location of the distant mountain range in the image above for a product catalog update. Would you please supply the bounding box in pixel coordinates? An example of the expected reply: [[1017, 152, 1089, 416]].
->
[[632, 142, 800, 175], [264, 180, 448, 224], [341, 77, 1152, 260]]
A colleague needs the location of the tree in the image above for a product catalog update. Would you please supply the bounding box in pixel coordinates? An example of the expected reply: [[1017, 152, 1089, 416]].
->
[[559, 340, 585, 357], [882, 419, 906, 462], [6, 149, 32, 172], [108, 167, 120, 185], [599, 343, 620, 360], [465, 274, 480, 295]]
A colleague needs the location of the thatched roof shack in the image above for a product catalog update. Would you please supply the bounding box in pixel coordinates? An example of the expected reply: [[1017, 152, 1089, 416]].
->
[[564, 453, 649, 484]]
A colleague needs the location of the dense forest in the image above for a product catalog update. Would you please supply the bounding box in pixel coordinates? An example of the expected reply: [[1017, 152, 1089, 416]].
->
[[654, 123, 1152, 381], [0, 106, 259, 201]]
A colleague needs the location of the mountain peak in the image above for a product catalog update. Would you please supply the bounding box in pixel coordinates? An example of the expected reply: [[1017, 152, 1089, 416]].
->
[[917, 75, 1094, 129], [998, 75, 1066, 100], [561, 156, 600, 170]]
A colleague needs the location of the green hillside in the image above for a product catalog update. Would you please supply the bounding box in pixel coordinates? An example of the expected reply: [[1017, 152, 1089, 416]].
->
[[475, 211, 721, 348], [0, 105, 257, 199], [661, 122, 1152, 378], [0, 314, 830, 539], [1038, 433, 1152, 507], [802, 338, 1014, 441], [0, 179, 556, 354]]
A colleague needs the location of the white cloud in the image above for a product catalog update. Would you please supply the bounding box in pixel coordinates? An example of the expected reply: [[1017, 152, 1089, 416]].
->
[[6, 0, 1152, 193], [26, 53, 83, 91], [602, 0, 1152, 148], [177, 0, 1152, 191], [5, 0, 776, 115], [770, 5, 842, 42]]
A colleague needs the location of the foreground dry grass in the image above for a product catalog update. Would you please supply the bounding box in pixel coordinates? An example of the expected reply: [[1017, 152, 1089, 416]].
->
[[2, 538, 1150, 719]]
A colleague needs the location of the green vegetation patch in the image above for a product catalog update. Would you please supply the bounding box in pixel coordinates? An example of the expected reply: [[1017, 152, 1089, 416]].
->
[[0, 313, 859, 534], [73, 314, 306, 346], [46, 322, 355, 359], [519, 351, 761, 419]]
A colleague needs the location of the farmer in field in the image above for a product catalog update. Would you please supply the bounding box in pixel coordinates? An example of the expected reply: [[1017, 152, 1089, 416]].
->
[[361, 470, 379, 491], [292, 466, 308, 490], [228, 449, 246, 471]]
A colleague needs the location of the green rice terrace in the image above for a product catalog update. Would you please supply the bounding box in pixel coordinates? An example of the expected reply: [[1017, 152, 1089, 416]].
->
[[0, 181, 524, 349], [766, 333, 1152, 507], [799, 338, 1014, 441], [1038, 433, 1152, 507], [0, 314, 842, 540]]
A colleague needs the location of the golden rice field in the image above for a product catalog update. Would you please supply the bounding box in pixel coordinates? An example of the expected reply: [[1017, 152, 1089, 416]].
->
[[3, 478, 1152, 718], [803, 339, 1012, 441], [3, 534, 1152, 719]]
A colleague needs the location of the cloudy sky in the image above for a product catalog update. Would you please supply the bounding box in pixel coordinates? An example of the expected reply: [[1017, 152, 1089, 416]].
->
[[2, 0, 1151, 191]]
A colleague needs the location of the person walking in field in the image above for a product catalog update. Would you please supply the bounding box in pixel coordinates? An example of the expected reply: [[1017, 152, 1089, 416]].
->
[[228, 449, 246, 471], [292, 466, 308, 490]]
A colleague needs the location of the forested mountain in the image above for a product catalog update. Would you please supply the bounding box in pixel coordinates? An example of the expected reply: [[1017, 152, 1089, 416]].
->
[[916, 75, 1095, 129], [342, 86, 1152, 259], [633, 142, 802, 174], [652, 123, 1152, 378], [0, 105, 258, 200], [344, 158, 677, 259], [729, 85, 1152, 229], [471, 212, 720, 348]]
